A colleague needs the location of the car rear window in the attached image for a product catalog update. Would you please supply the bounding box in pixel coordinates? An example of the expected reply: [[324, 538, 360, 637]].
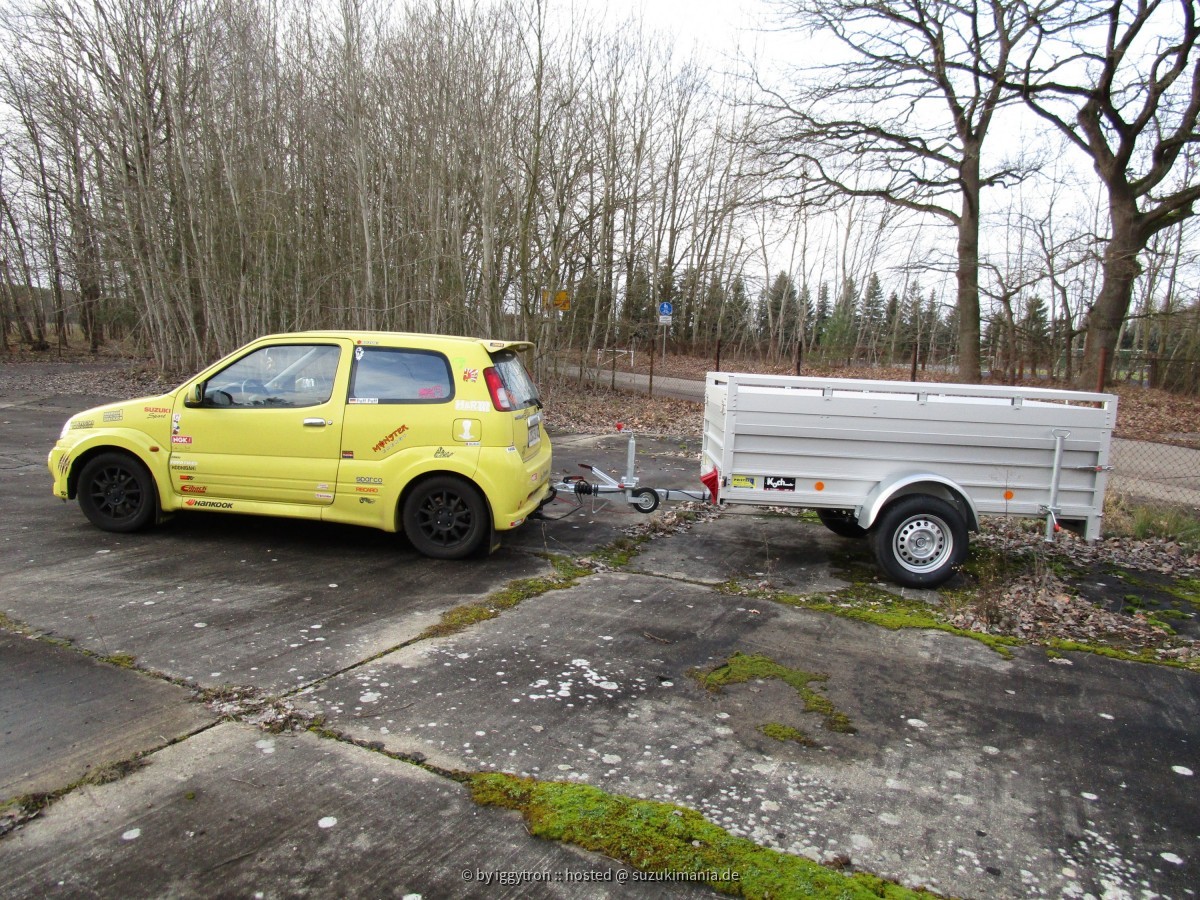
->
[[490, 350, 541, 409], [349, 347, 453, 403]]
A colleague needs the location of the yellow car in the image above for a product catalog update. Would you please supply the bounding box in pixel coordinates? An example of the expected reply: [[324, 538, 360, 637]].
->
[[48, 331, 553, 559]]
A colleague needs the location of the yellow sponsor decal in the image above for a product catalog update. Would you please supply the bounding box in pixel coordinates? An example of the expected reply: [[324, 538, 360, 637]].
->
[[730, 474, 755, 489]]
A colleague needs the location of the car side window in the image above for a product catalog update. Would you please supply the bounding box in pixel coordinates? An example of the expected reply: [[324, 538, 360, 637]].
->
[[204, 344, 340, 408], [349, 348, 453, 403]]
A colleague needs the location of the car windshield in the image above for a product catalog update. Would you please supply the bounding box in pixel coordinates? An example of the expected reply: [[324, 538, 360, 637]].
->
[[490, 350, 540, 409]]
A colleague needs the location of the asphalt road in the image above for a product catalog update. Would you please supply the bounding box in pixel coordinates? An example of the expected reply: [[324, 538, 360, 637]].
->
[[1, 390, 1197, 898]]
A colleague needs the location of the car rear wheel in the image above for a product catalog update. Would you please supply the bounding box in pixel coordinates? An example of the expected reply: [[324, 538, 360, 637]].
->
[[869, 495, 968, 588], [77, 452, 157, 533], [402, 476, 489, 560]]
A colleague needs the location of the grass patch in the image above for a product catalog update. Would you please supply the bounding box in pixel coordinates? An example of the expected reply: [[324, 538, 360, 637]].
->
[[468, 773, 934, 899], [418, 555, 593, 641], [723, 580, 1022, 659], [1, 756, 150, 833], [692, 652, 855, 734], [1043, 639, 1192, 670], [1166, 578, 1200, 608], [103, 652, 137, 669], [759, 722, 818, 746], [1105, 496, 1200, 546], [591, 535, 649, 569]]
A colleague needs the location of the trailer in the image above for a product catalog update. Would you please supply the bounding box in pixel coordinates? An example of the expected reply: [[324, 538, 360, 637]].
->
[[700, 373, 1117, 588]]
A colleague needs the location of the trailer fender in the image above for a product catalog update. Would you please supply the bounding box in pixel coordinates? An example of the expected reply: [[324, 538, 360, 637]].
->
[[858, 473, 980, 532]]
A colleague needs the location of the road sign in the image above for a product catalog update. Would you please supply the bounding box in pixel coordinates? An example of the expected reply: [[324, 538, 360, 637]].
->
[[658, 301, 673, 316], [658, 315, 672, 325]]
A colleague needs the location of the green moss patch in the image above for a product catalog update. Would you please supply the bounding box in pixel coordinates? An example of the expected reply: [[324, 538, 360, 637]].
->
[[719, 580, 1021, 659], [468, 773, 934, 899], [418, 555, 593, 640], [759, 722, 818, 746], [693, 652, 855, 734]]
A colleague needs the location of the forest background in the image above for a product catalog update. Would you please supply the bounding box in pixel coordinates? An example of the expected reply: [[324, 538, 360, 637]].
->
[[1, 0, 1199, 396]]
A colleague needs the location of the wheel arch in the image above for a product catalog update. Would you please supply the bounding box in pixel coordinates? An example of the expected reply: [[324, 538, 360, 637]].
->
[[394, 469, 493, 533], [67, 440, 163, 504], [859, 473, 979, 532]]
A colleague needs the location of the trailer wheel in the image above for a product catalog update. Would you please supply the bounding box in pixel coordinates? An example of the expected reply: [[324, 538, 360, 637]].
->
[[870, 495, 967, 588], [631, 488, 660, 513], [816, 508, 867, 539]]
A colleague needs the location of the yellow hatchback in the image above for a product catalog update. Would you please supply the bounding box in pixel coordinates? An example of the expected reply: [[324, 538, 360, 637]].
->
[[48, 332, 553, 559]]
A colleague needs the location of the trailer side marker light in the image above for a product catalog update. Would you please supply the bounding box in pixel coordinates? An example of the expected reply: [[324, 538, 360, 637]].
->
[[815, 481, 825, 491], [1004, 490, 1014, 500]]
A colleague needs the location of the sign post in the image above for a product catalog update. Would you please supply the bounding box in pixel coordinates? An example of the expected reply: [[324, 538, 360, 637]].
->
[[657, 302, 672, 361]]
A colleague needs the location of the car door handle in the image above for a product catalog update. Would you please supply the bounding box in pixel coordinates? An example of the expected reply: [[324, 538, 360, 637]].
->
[[303, 418, 328, 427]]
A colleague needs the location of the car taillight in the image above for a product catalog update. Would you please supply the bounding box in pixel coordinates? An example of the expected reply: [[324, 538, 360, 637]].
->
[[483, 367, 513, 411]]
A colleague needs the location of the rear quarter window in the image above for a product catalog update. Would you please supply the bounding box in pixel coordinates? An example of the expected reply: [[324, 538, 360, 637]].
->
[[349, 348, 453, 403], [490, 350, 540, 408]]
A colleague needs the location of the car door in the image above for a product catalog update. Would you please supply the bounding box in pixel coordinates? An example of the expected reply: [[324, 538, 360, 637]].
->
[[170, 340, 348, 506]]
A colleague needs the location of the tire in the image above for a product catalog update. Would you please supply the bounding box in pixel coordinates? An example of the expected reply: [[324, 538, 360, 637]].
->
[[77, 452, 157, 533], [816, 507, 867, 539], [869, 495, 968, 588], [402, 476, 489, 560], [632, 488, 660, 514]]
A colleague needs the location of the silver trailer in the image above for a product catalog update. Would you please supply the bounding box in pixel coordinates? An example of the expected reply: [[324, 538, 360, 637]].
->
[[701, 373, 1117, 588]]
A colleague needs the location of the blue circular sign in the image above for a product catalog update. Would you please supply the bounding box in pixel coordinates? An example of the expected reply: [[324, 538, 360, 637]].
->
[[658, 301, 673, 316]]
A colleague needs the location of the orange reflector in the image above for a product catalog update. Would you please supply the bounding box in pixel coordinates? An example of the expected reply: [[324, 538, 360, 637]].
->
[[1003, 490, 1014, 500]]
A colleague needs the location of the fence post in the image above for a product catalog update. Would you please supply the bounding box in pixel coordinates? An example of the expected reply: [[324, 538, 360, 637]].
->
[[910, 343, 919, 382], [1096, 346, 1109, 392], [648, 344, 654, 397], [715, 339, 721, 373]]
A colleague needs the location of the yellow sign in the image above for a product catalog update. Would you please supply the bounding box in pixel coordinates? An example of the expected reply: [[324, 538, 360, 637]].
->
[[731, 474, 755, 489], [542, 289, 570, 311]]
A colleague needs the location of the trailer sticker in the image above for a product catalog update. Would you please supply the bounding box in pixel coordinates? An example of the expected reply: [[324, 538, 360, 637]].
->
[[1004, 490, 1014, 500], [731, 474, 755, 489], [814, 481, 825, 491], [764, 476, 796, 492]]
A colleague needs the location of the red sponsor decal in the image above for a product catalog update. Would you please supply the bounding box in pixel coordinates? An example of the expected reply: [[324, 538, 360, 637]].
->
[[144, 406, 171, 414], [355, 486, 379, 494], [171, 436, 193, 445], [181, 484, 206, 494], [179, 475, 194, 481]]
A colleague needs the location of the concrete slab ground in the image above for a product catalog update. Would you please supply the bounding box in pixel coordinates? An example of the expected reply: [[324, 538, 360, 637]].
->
[[296, 567, 1199, 899], [0, 722, 696, 899], [0, 630, 213, 800], [2, 384, 1198, 899]]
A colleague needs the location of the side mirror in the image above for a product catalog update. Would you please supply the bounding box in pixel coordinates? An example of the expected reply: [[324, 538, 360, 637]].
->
[[183, 383, 205, 408]]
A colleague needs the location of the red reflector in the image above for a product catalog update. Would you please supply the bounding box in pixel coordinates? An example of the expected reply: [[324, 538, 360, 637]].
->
[[483, 367, 513, 411], [700, 468, 720, 503]]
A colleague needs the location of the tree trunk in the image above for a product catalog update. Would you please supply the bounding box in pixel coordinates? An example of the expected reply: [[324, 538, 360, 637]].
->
[[1079, 196, 1142, 390], [956, 152, 982, 382]]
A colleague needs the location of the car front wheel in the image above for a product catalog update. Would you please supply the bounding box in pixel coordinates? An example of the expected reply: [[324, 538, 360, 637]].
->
[[77, 452, 157, 533], [402, 476, 489, 560]]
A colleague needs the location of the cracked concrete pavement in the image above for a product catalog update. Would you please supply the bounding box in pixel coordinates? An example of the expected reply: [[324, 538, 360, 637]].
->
[[1, 387, 1197, 898]]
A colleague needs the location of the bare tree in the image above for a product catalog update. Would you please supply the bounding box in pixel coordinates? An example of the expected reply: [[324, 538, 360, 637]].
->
[[1010, 0, 1200, 388], [753, 0, 1068, 381]]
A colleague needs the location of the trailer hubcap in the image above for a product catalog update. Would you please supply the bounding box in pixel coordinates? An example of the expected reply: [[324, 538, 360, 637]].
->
[[894, 516, 950, 572]]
